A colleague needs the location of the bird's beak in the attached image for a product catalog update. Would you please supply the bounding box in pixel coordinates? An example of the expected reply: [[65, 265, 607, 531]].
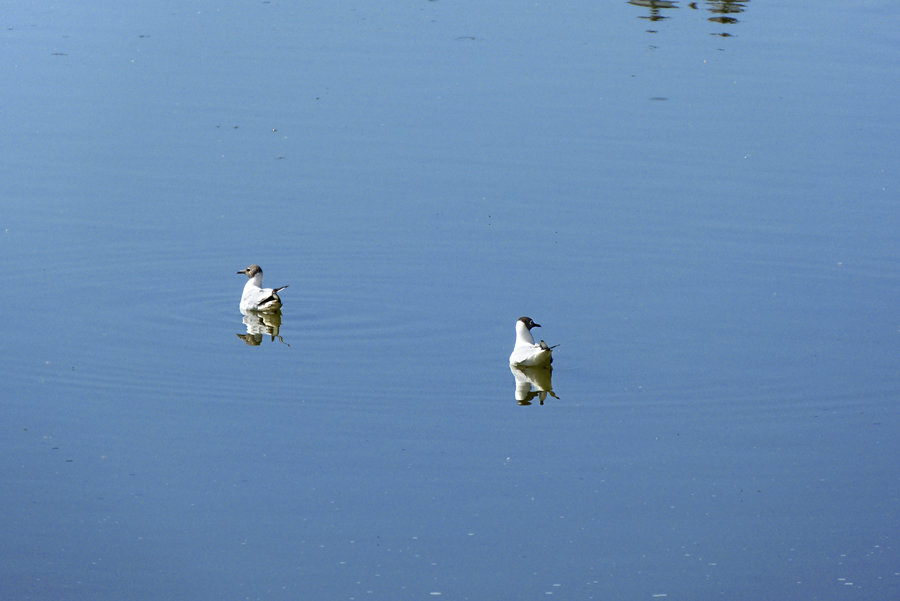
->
[[236, 269, 245, 274], [533, 322, 542, 328]]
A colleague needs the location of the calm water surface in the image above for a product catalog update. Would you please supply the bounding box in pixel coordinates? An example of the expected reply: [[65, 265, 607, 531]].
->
[[3, 1, 899, 600]]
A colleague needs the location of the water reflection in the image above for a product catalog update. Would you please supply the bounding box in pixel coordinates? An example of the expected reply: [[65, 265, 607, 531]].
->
[[510, 365, 558, 406], [629, 0, 678, 23], [236, 311, 290, 346], [701, 1, 748, 24], [628, 0, 749, 30]]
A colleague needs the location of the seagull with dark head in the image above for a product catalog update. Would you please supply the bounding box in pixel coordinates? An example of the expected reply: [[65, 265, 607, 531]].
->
[[237, 264, 287, 313], [509, 316, 557, 368]]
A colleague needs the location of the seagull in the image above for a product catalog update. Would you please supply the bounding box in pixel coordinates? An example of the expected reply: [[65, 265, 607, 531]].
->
[[237, 264, 287, 313], [509, 316, 558, 368]]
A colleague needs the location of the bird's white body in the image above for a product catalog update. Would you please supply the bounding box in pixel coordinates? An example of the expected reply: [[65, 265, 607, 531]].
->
[[237, 264, 287, 313], [509, 316, 555, 367]]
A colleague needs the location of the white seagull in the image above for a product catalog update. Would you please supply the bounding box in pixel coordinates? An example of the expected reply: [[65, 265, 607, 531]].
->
[[509, 316, 558, 368], [237, 264, 288, 313]]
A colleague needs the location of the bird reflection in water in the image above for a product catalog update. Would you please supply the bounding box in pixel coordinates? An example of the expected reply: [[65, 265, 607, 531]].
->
[[236, 310, 290, 346], [628, 0, 748, 35], [628, 0, 678, 23], [510, 365, 559, 406]]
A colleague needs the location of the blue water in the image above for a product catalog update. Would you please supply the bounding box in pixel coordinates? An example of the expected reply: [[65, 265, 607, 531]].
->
[[3, 2, 899, 599]]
